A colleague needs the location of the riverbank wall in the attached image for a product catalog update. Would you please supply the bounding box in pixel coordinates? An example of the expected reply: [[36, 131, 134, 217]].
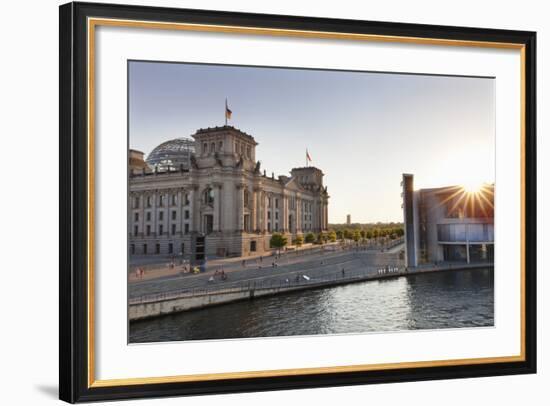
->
[[129, 262, 492, 321]]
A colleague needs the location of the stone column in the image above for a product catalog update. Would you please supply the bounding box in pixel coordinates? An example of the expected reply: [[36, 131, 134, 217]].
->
[[189, 187, 196, 232], [262, 193, 269, 233], [252, 188, 259, 231], [213, 183, 222, 232], [152, 191, 157, 236], [296, 197, 301, 234], [236, 184, 244, 231], [139, 193, 145, 236]]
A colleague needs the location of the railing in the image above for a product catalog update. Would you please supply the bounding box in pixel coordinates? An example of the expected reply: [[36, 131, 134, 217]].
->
[[129, 265, 405, 305]]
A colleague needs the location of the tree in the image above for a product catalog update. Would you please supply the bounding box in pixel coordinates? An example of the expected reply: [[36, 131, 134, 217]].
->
[[352, 230, 361, 242], [366, 230, 373, 239], [328, 231, 337, 242], [293, 235, 304, 247], [305, 232, 316, 243], [270, 233, 288, 250]]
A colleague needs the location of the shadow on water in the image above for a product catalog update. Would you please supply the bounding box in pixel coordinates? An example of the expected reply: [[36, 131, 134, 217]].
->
[[130, 268, 494, 343]]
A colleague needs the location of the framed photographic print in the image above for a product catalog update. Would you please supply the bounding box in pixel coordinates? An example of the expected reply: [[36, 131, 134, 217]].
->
[[59, 1, 537, 402]]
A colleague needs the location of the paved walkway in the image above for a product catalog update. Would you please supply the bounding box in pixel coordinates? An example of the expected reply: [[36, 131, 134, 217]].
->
[[129, 248, 402, 299]]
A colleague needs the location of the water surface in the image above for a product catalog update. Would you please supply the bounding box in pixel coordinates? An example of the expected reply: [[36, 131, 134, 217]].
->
[[129, 268, 494, 343]]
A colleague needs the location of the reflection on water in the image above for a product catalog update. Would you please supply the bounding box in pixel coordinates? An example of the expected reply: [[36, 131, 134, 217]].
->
[[129, 268, 494, 343]]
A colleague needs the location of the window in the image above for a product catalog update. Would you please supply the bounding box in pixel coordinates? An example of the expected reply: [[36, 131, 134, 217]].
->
[[203, 188, 214, 205], [171, 194, 176, 205], [130, 244, 135, 255], [168, 243, 173, 254], [268, 211, 271, 220], [268, 222, 271, 232], [203, 143, 208, 154], [159, 224, 164, 235], [234, 142, 238, 153], [184, 193, 190, 205], [133, 226, 138, 236], [143, 244, 147, 254], [184, 223, 189, 234], [275, 222, 279, 232], [171, 224, 176, 235], [133, 197, 139, 208], [171, 210, 176, 220], [204, 215, 214, 234], [241, 144, 245, 155], [268, 197, 272, 208], [159, 211, 164, 221], [146, 196, 152, 208], [218, 141, 223, 151], [184, 210, 189, 220], [155, 243, 160, 254], [210, 142, 215, 153], [243, 189, 250, 208], [159, 195, 164, 207], [275, 198, 279, 209], [134, 212, 139, 222], [180, 243, 185, 255], [146, 212, 151, 221], [246, 146, 251, 158], [146, 225, 151, 236], [275, 211, 279, 220]]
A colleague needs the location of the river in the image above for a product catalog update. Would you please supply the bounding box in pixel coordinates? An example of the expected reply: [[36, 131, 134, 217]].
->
[[129, 268, 494, 343]]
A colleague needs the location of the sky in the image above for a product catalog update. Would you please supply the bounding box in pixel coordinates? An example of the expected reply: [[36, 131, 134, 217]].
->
[[129, 61, 495, 224]]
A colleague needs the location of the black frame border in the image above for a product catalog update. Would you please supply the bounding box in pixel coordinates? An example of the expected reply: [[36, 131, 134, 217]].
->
[[59, 1, 537, 403]]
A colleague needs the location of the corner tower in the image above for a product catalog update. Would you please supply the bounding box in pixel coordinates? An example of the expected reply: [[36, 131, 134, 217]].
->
[[192, 126, 258, 171]]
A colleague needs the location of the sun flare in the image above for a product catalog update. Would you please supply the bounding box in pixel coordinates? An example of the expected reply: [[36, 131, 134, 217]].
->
[[462, 180, 486, 194]]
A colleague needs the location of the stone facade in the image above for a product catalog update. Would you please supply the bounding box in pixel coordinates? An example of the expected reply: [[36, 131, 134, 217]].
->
[[129, 126, 329, 258]]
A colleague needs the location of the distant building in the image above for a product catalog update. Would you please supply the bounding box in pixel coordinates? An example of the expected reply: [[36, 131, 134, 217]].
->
[[401, 174, 494, 268], [128, 126, 329, 258], [346, 214, 351, 225]]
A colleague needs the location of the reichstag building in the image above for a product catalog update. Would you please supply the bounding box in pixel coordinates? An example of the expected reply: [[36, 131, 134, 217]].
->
[[129, 126, 329, 258]]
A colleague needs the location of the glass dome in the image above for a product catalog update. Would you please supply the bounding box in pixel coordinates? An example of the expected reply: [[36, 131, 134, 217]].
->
[[146, 138, 196, 171]]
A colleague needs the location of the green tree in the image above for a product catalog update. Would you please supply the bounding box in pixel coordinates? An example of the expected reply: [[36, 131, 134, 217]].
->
[[366, 230, 373, 239], [293, 235, 304, 247], [270, 233, 288, 251], [305, 232, 316, 243], [328, 231, 337, 242], [352, 230, 361, 242]]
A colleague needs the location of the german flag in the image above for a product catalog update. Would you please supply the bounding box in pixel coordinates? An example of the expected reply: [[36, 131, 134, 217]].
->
[[225, 99, 232, 120]]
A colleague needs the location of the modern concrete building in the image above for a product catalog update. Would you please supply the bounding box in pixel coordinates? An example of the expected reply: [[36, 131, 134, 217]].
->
[[128, 126, 329, 258], [401, 173, 494, 268]]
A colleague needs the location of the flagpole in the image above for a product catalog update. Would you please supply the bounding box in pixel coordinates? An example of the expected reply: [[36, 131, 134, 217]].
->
[[225, 98, 227, 126]]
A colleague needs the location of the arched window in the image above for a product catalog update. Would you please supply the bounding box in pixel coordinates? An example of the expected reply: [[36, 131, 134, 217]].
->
[[210, 142, 215, 153], [203, 187, 214, 205], [203, 143, 208, 155]]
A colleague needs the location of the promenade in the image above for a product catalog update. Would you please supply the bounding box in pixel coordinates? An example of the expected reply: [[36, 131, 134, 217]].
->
[[129, 242, 404, 301]]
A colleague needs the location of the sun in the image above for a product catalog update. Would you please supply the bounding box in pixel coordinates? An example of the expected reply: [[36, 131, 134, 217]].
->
[[462, 180, 486, 194]]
